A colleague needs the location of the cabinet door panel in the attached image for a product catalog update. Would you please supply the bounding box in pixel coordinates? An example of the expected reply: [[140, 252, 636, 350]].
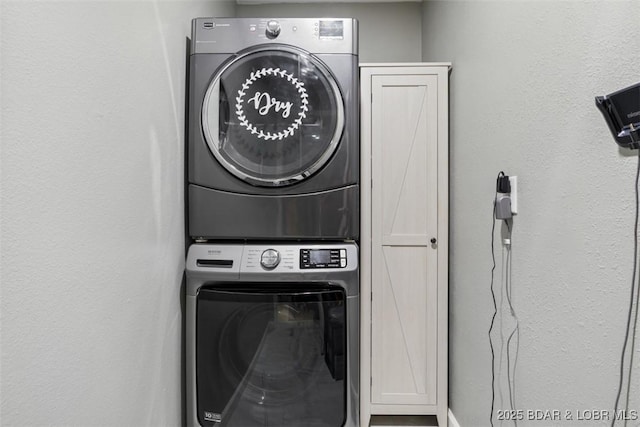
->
[[370, 75, 438, 406]]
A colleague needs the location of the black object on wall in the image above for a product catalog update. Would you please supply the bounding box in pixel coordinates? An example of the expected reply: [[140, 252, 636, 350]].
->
[[596, 82, 640, 149]]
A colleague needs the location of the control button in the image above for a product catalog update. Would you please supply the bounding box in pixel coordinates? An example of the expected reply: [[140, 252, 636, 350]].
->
[[249, 26, 256, 32], [340, 249, 346, 258], [265, 20, 281, 39], [340, 259, 347, 268], [260, 249, 280, 269]]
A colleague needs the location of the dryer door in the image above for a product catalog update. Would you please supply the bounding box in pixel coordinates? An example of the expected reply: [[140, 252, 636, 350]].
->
[[202, 46, 345, 187]]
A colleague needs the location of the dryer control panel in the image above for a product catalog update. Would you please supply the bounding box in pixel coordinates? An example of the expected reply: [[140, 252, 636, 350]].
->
[[191, 18, 358, 55]]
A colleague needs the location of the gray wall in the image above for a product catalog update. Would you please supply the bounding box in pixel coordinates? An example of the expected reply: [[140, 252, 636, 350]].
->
[[0, 1, 235, 426], [422, 1, 640, 425], [237, 2, 422, 63]]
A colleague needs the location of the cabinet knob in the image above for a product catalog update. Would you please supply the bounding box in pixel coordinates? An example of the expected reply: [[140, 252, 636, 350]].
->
[[430, 238, 437, 244]]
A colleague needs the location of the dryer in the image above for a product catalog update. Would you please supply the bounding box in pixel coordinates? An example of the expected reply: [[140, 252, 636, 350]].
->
[[187, 18, 359, 241]]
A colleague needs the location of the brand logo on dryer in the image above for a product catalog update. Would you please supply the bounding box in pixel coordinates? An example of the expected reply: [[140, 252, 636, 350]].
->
[[235, 67, 308, 141]]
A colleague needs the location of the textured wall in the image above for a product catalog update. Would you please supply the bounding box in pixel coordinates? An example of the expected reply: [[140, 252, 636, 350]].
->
[[237, 2, 422, 63], [0, 1, 235, 426], [422, 1, 640, 426]]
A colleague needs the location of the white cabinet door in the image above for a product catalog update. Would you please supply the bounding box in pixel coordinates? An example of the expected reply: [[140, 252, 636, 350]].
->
[[370, 74, 439, 406]]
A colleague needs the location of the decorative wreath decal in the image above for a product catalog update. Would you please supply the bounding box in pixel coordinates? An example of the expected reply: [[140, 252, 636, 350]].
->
[[235, 67, 308, 141]]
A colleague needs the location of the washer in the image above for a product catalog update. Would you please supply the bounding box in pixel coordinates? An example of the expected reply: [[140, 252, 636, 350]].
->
[[187, 18, 359, 240], [186, 243, 359, 427]]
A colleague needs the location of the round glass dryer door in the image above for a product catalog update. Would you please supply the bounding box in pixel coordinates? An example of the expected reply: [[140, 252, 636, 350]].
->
[[202, 46, 345, 187]]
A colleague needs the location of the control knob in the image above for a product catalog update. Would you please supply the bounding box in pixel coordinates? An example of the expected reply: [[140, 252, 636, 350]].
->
[[265, 20, 281, 39], [260, 249, 281, 269]]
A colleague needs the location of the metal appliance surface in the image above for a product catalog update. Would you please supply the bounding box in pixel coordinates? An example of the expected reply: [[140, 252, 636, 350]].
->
[[188, 18, 359, 240], [186, 243, 359, 427]]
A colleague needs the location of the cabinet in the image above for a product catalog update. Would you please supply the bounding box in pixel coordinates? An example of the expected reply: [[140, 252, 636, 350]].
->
[[360, 64, 450, 427]]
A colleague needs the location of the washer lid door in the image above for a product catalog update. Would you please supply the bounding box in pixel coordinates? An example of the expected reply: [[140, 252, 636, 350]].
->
[[202, 46, 345, 187]]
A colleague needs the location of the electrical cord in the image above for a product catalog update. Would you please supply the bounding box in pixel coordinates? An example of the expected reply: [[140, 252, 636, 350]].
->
[[497, 244, 507, 413], [612, 149, 640, 427], [490, 172, 521, 427], [625, 263, 640, 424], [489, 171, 504, 427], [505, 240, 515, 423], [626, 140, 640, 427], [505, 223, 520, 425]]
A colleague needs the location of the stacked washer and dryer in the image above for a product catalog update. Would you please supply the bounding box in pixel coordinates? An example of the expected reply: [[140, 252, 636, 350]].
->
[[185, 18, 360, 427]]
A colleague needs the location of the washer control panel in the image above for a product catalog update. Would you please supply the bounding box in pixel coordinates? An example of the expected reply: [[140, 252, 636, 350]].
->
[[260, 249, 281, 269], [300, 248, 347, 269], [245, 246, 296, 272], [187, 243, 357, 274]]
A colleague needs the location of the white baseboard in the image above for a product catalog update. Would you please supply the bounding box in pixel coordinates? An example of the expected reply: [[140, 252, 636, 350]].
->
[[448, 409, 461, 427]]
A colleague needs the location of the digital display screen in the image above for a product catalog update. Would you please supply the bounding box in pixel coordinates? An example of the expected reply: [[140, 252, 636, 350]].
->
[[310, 250, 331, 265], [319, 20, 344, 40]]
